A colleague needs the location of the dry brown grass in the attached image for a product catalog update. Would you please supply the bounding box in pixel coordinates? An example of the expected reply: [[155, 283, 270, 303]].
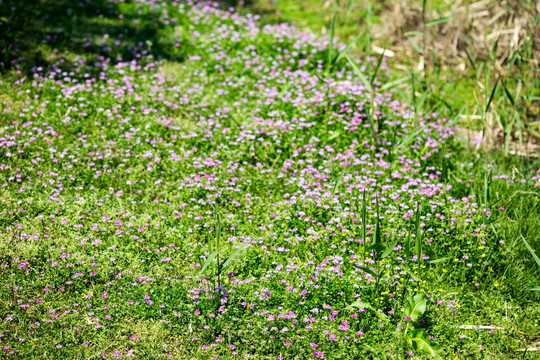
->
[[379, 0, 539, 70]]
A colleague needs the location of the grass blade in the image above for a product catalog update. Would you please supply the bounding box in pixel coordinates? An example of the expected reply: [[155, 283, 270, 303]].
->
[[485, 78, 499, 113], [502, 81, 515, 106], [199, 252, 217, 278], [346, 54, 372, 92], [332, 169, 345, 197], [374, 195, 382, 251], [415, 201, 422, 261], [405, 230, 412, 258], [401, 264, 420, 282], [381, 241, 398, 259], [220, 243, 249, 273], [425, 14, 455, 27], [210, 203, 222, 276], [407, 36, 424, 56], [521, 234, 540, 268], [379, 76, 409, 91], [327, 1, 336, 73], [331, 32, 363, 67], [362, 188, 367, 260], [356, 265, 377, 278], [410, 71, 417, 113], [346, 301, 388, 321], [429, 257, 450, 264], [395, 125, 427, 150], [370, 48, 386, 84], [464, 47, 476, 71]]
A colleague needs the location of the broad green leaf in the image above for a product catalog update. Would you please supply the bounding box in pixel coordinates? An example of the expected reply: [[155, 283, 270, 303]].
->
[[403, 293, 427, 322], [408, 329, 442, 358]]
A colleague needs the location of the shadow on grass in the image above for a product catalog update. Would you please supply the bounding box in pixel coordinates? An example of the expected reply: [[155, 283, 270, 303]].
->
[[0, 0, 188, 76]]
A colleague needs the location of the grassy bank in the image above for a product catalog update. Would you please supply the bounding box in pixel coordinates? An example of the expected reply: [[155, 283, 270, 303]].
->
[[0, 0, 539, 359]]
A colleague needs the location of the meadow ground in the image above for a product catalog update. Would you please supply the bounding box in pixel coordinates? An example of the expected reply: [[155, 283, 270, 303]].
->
[[0, 0, 539, 359]]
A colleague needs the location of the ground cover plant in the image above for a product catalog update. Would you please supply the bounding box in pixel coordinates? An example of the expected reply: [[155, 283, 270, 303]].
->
[[0, 0, 539, 359]]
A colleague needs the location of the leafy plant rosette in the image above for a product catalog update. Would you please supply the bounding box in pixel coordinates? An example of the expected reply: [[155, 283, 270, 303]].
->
[[347, 293, 443, 358], [402, 294, 442, 358]]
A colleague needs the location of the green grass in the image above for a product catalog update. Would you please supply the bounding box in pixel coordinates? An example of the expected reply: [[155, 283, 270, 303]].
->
[[0, 0, 539, 359]]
